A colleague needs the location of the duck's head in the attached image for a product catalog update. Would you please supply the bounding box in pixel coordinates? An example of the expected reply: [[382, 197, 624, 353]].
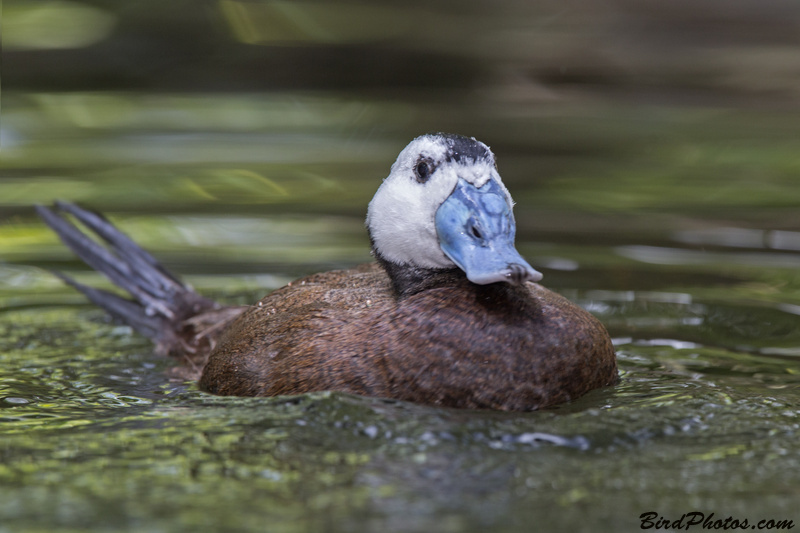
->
[[367, 133, 542, 286]]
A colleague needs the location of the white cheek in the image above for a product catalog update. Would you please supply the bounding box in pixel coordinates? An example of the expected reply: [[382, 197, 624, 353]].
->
[[367, 172, 458, 269]]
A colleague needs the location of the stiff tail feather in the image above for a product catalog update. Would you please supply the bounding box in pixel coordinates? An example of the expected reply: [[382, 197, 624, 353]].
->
[[36, 202, 243, 361]]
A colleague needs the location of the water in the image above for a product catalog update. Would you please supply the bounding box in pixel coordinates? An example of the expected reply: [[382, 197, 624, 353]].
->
[[3, 1, 800, 531]]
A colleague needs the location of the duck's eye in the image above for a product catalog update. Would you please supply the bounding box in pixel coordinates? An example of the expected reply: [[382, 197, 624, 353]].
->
[[414, 159, 433, 183]]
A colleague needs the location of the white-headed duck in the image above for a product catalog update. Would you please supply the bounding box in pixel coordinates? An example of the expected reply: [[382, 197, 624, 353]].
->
[[37, 133, 617, 411]]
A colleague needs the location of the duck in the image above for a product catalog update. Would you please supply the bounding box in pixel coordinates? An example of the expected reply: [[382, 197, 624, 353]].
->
[[37, 133, 617, 411]]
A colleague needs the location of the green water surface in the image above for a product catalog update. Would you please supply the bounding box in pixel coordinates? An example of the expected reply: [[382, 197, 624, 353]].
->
[[2, 1, 800, 532]]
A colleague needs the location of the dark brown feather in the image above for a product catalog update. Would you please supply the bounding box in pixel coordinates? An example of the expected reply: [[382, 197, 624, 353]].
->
[[200, 263, 616, 411]]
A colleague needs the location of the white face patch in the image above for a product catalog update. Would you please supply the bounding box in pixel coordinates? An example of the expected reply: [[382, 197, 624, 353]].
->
[[366, 134, 514, 269]]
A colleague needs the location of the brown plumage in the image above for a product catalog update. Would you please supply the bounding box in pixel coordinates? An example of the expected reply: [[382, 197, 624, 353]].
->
[[201, 263, 616, 410], [37, 133, 618, 411]]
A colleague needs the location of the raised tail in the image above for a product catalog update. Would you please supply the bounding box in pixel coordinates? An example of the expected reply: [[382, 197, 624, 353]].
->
[[36, 202, 243, 360]]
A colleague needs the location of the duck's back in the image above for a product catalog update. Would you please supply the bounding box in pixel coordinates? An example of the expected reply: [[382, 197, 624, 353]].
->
[[199, 263, 616, 411]]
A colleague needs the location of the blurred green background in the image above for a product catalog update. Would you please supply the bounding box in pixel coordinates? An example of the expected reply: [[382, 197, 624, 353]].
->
[[2, 1, 800, 532]]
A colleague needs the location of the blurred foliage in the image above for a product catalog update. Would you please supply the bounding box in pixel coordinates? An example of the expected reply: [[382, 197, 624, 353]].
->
[[2, 1, 116, 51]]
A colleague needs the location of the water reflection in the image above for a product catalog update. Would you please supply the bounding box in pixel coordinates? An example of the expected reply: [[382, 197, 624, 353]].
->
[[617, 245, 800, 268], [675, 227, 800, 252], [219, 0, 410, 45], [4, 0, 800, 531]]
